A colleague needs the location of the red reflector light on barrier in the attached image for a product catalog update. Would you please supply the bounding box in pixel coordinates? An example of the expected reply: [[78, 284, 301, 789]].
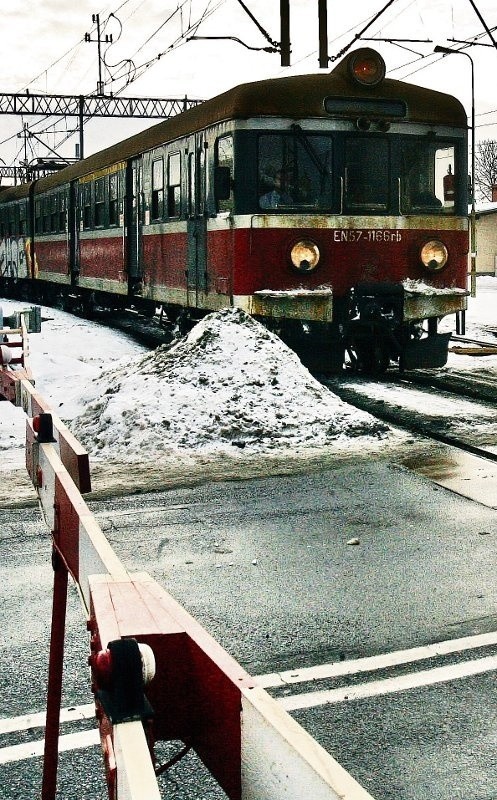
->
[[33, 413, 56, 443], [91, 649, 113, 689]]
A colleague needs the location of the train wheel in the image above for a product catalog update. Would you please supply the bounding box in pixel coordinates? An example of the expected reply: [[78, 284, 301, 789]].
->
[[351, 340, 390, 375]]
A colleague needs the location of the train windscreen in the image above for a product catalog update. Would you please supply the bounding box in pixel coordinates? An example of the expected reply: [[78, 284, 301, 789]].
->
[[258, 133, 333, 210]]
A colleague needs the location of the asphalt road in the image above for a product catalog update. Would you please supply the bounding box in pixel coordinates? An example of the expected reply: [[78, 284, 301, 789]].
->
[[1, 454, 497, 799]]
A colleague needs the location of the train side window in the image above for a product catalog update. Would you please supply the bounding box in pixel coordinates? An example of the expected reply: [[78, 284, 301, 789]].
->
[[82, 184, 92, 229], [215, 135, 233, 212], [59, 192, 67, 231], [42, 198, 51, 233], [109, 173, 119, 226], [187, 153, 195, 217], [95, 178, 105, 227], [151, 159, 164, 220], [401, 140, 455, 214], [19, 203, 27, 236], [167, 152, 181, 218], [35, 200, 42, 234], [345, 138, 389, 211], [8, 206, 16, 236]]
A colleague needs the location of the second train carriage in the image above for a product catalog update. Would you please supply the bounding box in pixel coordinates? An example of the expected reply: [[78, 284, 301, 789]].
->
[[0, 48, 469, 372]]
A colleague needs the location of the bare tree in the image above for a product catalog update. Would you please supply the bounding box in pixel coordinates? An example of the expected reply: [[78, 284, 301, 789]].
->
[[474, 139, 497, 201]]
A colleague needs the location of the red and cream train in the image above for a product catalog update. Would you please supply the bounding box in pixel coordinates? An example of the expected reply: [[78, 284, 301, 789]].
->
[[0, 48, 469, 372]]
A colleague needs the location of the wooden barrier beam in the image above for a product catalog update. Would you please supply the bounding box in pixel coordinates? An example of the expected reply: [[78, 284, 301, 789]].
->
[[113, 722, 161, 800], [24, 395, 91, 494]]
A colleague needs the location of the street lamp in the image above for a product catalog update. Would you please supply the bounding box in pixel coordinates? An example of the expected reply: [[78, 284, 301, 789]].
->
[[434, 45, 476, 297]]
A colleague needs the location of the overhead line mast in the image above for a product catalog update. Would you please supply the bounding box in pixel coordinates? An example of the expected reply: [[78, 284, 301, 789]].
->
[[0, 94, 202, 181], [85, 13, 113, 96]]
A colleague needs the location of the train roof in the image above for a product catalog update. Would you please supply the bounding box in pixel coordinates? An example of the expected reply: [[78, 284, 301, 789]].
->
[[1, 48, 467, 201]]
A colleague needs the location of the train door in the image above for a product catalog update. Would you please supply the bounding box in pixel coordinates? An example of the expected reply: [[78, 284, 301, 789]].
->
[[186, 134, 207, 308], [125, 157, 143, 293], [69, 182, 79, 283]]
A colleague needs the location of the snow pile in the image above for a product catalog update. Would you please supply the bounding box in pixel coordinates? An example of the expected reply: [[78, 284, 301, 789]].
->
[[71, 307, 388, 460]]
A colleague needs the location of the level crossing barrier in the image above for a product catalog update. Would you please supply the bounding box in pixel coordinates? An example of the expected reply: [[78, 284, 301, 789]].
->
[[0, 307, 376, 799]]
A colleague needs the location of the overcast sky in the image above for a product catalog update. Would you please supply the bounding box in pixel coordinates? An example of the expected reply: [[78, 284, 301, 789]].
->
[[1, 0, 497, 167]]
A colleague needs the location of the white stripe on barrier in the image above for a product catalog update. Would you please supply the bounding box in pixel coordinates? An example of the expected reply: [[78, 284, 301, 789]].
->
[[241, 686, 374, 800], [36, 443, 58, 531], [114, 721, 162, 800], [78, 515, 128, 611]]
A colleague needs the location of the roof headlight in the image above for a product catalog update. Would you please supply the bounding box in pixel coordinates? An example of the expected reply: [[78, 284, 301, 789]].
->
[[420, 240, 448, 271], [290, 240, 320, 272], [348, 49, 386, 86]]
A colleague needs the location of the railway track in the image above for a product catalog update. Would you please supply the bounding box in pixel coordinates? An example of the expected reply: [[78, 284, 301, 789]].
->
[[388, 366, 497, 405], [323, 367, 497, 465]]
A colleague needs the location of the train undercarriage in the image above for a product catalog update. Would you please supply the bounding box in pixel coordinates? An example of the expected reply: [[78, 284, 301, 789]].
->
[[0, 276, 467, 375], [344, 282, 467, 374]]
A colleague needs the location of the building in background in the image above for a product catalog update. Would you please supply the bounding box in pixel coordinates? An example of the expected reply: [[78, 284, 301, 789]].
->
[[475, 196, 497, 276]]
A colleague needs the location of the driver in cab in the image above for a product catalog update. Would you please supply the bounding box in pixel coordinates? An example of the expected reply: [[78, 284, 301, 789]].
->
[[260, 169, 293, 209]]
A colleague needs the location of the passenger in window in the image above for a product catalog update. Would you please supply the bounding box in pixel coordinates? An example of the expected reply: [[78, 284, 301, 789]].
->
[[260, 170, 293, 209]]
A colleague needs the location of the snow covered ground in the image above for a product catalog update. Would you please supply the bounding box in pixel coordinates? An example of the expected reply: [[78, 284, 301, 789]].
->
[[1, 278, 496, 496]]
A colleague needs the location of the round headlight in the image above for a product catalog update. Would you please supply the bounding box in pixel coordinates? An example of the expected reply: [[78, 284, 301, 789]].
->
[[420, 240, 448, 271], [290, 240, 320, 272]]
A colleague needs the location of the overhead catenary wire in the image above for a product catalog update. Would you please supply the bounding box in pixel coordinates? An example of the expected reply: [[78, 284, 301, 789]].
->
[[3, 0, 225, 163], [4, 0, 497, 166], [466, 0, 497, 49], [111, 0, 226, 90], [51, 0, 226, 153], [330, 0, 401, 60]]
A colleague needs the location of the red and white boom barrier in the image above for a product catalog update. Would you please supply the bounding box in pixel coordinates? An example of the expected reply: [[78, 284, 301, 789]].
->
[[1, 314, 375, 800]]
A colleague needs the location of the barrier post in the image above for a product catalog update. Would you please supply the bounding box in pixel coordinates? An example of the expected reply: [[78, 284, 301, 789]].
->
[[41, 548, 69, 800]]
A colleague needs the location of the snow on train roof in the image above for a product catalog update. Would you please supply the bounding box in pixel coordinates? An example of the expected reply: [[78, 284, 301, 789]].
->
[[69, 307, 389, 462]]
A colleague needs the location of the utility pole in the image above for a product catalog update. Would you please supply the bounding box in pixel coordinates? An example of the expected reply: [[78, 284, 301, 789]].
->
[[318, 0, 329, 68], [17, 123, 29, 182], [280, 0, 290, 66], [85, 13, 113, 96]]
